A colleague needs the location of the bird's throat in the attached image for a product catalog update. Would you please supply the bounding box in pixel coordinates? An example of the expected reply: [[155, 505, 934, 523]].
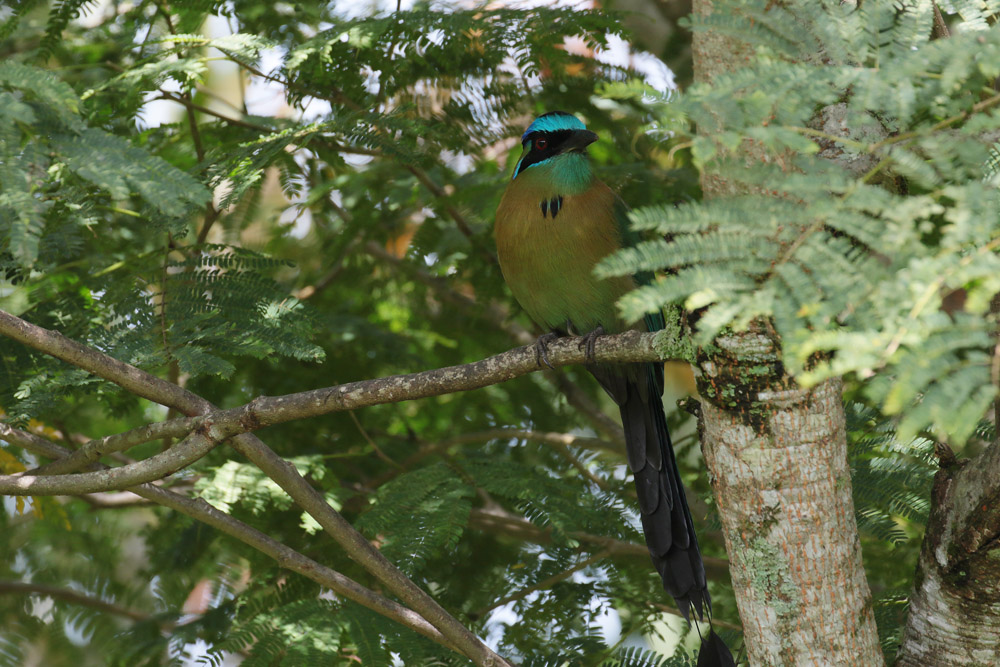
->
[[526, 152, 594, 196]]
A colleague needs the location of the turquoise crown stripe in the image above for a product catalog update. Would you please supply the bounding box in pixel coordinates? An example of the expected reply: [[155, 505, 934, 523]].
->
[[521, 112, 586, 141]]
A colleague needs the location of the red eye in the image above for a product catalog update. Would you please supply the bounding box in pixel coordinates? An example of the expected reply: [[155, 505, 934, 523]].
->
[[535, 138, 547, 150]]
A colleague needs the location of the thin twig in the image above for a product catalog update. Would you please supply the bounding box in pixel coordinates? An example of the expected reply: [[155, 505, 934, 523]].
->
[[159, 237, 184, 450], [156, 91, 383, 159], [403, 166, 476, 241], [156, 91, 269, 132], [548, 441, 611, 491], [472, 550, 611, 617], [366, 428, 621, 489], [152, 0, 176, 34], [871, 91, 1000, 151], [158, 237, 172, 363], [884, 236, 1000, 358], [348, 410, 400, 469], [169, 42, 221, 244], [295, 237, 362, 300], [552, 373, 626, 445]]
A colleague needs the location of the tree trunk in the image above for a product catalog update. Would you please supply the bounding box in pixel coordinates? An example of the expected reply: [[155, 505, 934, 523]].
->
[[695, 333, 883, 665], [691, 2, 884, 663], [896, 442, 1000, 665]]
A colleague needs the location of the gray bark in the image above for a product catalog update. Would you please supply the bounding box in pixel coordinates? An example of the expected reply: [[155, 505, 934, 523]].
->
[[695, 333, 882, 665], [896, 440, 1000, 665]]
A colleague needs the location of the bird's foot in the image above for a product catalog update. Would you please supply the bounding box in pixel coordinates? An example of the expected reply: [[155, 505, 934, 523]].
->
[[534, 332, 560, 369], [577, 325, 605, 363]]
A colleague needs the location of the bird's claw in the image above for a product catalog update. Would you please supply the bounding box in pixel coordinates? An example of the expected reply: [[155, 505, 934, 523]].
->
[[534, 332, 560, 369], [577, 325, 605, 363]]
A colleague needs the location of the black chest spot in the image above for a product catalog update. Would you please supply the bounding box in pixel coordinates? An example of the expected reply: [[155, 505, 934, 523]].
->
[[540, 195, 564, 219]]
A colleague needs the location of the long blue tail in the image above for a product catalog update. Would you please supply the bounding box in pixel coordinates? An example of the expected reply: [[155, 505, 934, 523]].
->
[[590, 362, 736, 666], [620, 364, 709, 619]]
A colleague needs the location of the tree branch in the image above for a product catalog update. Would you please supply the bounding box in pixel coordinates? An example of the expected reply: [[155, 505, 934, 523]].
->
[[0, 579, 151, 623], [0, 308, 528, 665], [1, 423, 460, 653], [0, 310, 200, 410], [931, 2, 951, 41], [2, 306, 664, 486], [0, 420, 236, 495], [0, 307, 675, 664], [30, 416, 203, 476], [0, 325, 663, 499], [0, 304, 676, 663], [1, 423, 81, 463], [199, 329, 659, 425], [78, 490, 157, 508]]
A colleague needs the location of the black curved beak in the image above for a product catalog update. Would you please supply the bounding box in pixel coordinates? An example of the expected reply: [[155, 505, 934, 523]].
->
[[561, 129, 599, 154]]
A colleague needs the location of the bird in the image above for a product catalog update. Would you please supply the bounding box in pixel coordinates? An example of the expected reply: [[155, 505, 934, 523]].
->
[[494, 111, 735, 665]]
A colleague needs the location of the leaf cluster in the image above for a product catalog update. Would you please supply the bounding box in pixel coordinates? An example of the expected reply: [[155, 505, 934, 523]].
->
[[600, 0, 1000, 446]]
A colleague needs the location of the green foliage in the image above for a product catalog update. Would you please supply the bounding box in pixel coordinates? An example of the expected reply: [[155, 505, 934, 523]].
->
[[196, 456, 329, 516], [0, 499, 168, 667], [842, 401, 944, 658], [599, 0, 1000, 446], [1, 242, 323, 425], [56, 129, 209, 219], [0, 60, 80, 124], [38, 0, 101, 59], [356, 462, 473, 576], [600, 646, 692, 666], [201, 597, 346, 666], [524, 645, 693, 667], [464, 453, 638, 546], [1, 0, 691, 662], [0, 59, 209, 271], [5, 0, 989, 664]]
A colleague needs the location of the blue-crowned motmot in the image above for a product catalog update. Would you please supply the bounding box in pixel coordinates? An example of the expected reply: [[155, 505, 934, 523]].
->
[[495, 112, 734, 665]]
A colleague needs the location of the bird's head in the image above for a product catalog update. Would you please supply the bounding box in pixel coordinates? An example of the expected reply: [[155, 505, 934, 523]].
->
[[512, 111, 598, 180]]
